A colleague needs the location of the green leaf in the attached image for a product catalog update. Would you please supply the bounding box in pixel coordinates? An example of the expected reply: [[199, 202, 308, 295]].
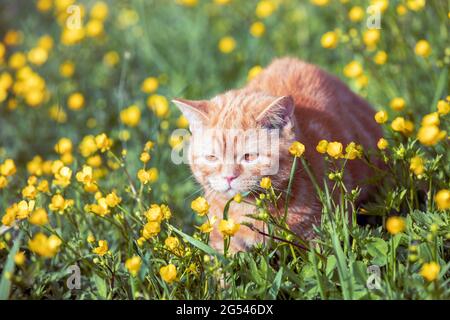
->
[[267, 267, 283, 300], [169, 225, 226, 263], [367, 238, 388, 266], [93, 273, 108, 299], [0, 231, 23, 300]]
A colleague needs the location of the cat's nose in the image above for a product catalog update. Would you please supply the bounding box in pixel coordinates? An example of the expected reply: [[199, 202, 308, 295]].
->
[[224, 175, 238, 185]]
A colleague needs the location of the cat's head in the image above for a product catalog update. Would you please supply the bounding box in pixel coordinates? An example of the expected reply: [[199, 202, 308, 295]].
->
[[173, 91, 296, 198]]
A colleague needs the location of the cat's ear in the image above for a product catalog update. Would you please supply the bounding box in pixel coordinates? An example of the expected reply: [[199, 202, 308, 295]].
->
[[256, 96, 294, 128], [172, 98, 209, 130]]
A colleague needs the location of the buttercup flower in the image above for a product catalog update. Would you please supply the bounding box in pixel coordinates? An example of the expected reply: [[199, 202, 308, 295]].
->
[[197, 216, 217, 233], [343, 61, 363, 78], [409, 156, 424, 176], [437, 100, 449, 115], [120, 104, 141, 127], [219, 219, 240, 237], [391, 117, 414, 136], [377, 138, 388, 150], [28, 233, 62, 258], [92, 240, 109, 256], [29, 208, 49, 226], [191, 196, 210, 216], [434, 189, 449, 210], [67, 92, 85, 110], [289, 141, 305, 157], [320, 31, 338, 49], [218, 36, 236, 54], [95, 133, 113, 152], [386, 216, 406, 235], [141, 77, 159, 93], [316, 140, 328, 153], [125, 255, 142, 276], [326, 142, 343, 159], [145, 204, 164, 222], [415, 40, 431, 58], [420, 262, 440, 282], [256, 0, 276, 18], [260, 177, 272, 189], [142, 221, 161, 239], [160, 264, 177, 283], [374, 110, 388, 124], [250, 22, 265, 38], [390, 98, 406, 111], [417, 125, 445, 146], [14, 251, 26, 265]]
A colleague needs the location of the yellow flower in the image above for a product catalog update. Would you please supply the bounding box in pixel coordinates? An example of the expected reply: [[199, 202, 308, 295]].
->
[[407, 0, 426, 11], [27, 47, 48, 65], [79, 135, 98, 157], [420, 262, 440, 282], [14, 251, 26, 265], [28, 233, 62, 258], [120, 105, 141, 127], [377, 138, 388, 150], [326, 141, 343, 159], [409, 156, 424, 176], [165, 236, 180, 252], [54, 137, 73, 155], [371, 0, 389, 12], [137, 168, 158, 184], [147, 94, 169, 118], [86, 19, 104, 38], [437, 100, 449, 115], [386, 216, 406, 235], [0, 159, 17, 176], [320, 31, 338, 49], [22, 185, 37, 199], [348, 6, 364, 22], [197, 216, 217, 233], [0, 176, 7, 189], [142, 221, 161, 239], [141, 77, 159, 93], [140, 152, 151, 163], [37, 180, 49, 193], [60, 60, 75, 77], [363, 29, 380, 49], [29, 208, 48, 226], [36, 0, 52, 12], [176, 115, 189, 128], [311, 0, 329, 6], [105, 191, 121, 207], [160, 264, 177, 283], [218, 36, 236, 54], [343, 61, 363, 78], [53, 166, 72, 187], [218, 219, 240, 237], [125, 256, 142, 276], [61, 27, 85, 46], [316, 140, 328, 153], [103, 51, 120, 66], [250, 22, 265, 38], [390, 97, 406, 111], [8, 52, 26, 69], [289, 141, 305, 157], [260, 177, 272, 189], [417, 125, 445, 146], [145, 204, 164, 222], [415, 40, 431, 58], [161, 204, 172, 220], [421, 112, 439, 127], [87, 234, 96, 243], [435, 189, 450, 211], [16, 200, 35, 219], [92, 240, 109, 256], [191, 196, 210, 216], [91, 1, 109, 20], [68, 92, 85, 110], [233, 193, 242, 203], [247, 65, 263, 81], [373, 51, 388, 65], [256, 0, 276, 18], [95, 133, 113, 152], [49, 194, 74, 213], [344, 142, 363, 160], [396, 4, 408, 15], [391, 117, 415, 136], [177, 0, 198, 6]]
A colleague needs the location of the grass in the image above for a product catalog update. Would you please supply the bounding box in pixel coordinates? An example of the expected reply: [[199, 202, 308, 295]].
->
[[0, 0, 449, 300]]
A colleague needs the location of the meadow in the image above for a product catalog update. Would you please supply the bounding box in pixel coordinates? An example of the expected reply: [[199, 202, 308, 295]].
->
[[0, 0, 449, 300]]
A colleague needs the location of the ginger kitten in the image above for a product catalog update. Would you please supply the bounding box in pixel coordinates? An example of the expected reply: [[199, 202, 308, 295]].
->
[[173, 57, 382, 252]]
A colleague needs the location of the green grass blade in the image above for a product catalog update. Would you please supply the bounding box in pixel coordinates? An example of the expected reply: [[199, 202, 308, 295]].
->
[[0, 231, 23, 300]]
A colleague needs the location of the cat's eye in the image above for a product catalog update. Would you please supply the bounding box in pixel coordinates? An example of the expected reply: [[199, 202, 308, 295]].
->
[[243, 153, 258, 162], [205, 155, 218, 162]]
